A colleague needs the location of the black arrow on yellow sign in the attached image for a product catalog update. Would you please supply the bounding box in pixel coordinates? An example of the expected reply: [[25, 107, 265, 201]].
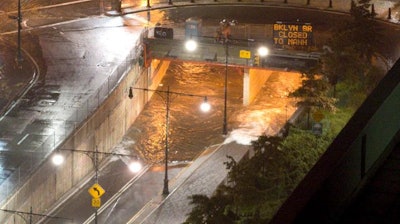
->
[[93, 187, 100, 196], [88, 183, 105, 199]]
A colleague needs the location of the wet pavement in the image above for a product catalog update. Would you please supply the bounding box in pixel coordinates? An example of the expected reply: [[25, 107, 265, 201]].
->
[[127, 62, 241, 163], [0, 40, 36, 115], [1, 0, 400, 223], [0, 15, 144, 204], [126, 66, 302, 224]]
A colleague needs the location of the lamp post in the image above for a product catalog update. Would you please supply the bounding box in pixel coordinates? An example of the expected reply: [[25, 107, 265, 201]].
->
[[0, 207, 72, 223], [184, 36, 227, 135], [17, 0, 22, 63], [257, 46, 269, 67], [183, 25, 268, 136], [93, 147, 99, 224], [7, 0, 23, 63], [129, 86, 210, 195], [52, 147, 142, 223], [223, 41, 228, 135]]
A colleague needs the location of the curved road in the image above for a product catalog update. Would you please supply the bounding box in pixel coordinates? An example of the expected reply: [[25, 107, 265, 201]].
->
[[37, 4, 400, 224], [0, 2, 400, 223]]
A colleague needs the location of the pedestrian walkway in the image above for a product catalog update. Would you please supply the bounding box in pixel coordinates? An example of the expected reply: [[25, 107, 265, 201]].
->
[[106, 1, 400, 223], [1, 1, 400, 223], [128, 143, 250, 224], [113, 0, 400, 24]]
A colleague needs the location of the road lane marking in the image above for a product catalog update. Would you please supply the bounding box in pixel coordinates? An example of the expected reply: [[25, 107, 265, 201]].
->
[[17, 133, 29, 145]]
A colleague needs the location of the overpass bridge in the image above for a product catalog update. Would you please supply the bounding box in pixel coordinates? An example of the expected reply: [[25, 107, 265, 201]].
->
[[144, 37, 320, 70], [144, 37, 319, 105], [3, 1, 400, 223]]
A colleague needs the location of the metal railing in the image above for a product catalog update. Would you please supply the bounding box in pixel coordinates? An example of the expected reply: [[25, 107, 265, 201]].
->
[[0, 29, 148, 206]]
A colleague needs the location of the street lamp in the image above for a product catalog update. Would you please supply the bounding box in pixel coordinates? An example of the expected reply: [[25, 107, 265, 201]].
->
[[0, 207, 72, 223], [52, 147, 142, 224], [255, 46, 269, 67], [257, 46, 269, 57], [184, 35, 228, 135], [17, 0, 22, 63], [129, 86, 211, 195], [183, 25, 267, 136], [52, 148, 142, 174], [219, 19, 237, 135], [223, 40, 228, 135], [8, 0, 23, 63], [185, 39, 197, 52]]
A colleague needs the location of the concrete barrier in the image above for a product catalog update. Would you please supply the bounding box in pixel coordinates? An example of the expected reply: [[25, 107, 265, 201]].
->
[[0, 58, 170, 223]]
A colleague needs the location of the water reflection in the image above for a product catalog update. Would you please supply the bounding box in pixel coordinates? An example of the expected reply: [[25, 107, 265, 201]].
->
[[225, 70, 301, 145], [127, 62, 243, 164], [126, 61, 301, 165]]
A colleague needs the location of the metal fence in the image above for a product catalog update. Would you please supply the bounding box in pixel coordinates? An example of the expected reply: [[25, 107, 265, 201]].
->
[[0, 0, 397, 212], [0, 28, 148, 206]]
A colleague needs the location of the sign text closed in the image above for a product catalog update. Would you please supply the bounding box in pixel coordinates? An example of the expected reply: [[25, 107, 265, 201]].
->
[[273, 23, 313, 47]]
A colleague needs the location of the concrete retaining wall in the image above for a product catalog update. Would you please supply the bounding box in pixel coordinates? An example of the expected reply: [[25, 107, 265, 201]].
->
[[243, 68, 272, 105], [0, 59, 171, 223]]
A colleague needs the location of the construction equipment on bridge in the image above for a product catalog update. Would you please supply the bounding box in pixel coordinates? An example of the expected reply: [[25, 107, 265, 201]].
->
[[215, 19, 238, 44], [185, 17, 202, 39]]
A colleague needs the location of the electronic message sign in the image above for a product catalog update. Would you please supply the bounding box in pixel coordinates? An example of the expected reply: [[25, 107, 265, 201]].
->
[[273, 22, 313, 47]]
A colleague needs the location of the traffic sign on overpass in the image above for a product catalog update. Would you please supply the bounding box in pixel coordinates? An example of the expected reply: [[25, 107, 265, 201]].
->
[[143, 37, 320, 70]]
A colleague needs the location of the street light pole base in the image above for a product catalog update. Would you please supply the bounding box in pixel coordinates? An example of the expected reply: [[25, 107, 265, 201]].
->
[[162, 179, 169, 195], [222, 123, 228, 136], [16, 56, 23, 68]]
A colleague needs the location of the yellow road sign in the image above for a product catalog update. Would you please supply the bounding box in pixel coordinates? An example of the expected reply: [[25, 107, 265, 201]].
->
[[88, 183, 105, 199], [313, 111, 324, 122], [239, 50, 251, 59], [92, 198, 101, 208]]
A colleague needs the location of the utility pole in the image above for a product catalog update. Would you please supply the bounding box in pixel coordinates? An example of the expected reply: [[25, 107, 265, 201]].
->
[[223, 41, 228, 135], [0, 207, 72, 223], [17, 0, 23, 63], [129, 87, 210, 196], [94, 146, 99, 224], [163, 86, 171, 195]]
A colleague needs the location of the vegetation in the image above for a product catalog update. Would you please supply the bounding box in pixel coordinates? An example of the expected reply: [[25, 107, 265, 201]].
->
[[184, 0, 387, 223]]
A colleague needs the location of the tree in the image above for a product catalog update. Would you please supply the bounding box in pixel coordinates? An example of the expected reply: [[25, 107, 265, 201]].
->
[[349, 0, 383, 63], [184, 188, 236, 224], [322, 0, 384, 101], [185, 128, 336, 224], [290, 65, 336, 129]]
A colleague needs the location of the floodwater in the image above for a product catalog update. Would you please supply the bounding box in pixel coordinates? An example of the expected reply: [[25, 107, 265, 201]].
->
[[124, 61, 301, 165], [127, 62, 243, 164]]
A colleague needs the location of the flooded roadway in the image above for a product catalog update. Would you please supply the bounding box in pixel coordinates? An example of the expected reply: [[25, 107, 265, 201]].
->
[[127, 62, 243, 164], [124, 61, 301, 165]]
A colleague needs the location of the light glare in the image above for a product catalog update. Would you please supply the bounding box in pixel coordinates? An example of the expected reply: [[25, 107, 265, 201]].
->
[[129, 161, 142, 173], [258, 46, 269, 57], [52, 153, 64, 166], [185, 40, 197, 51], [200, 102, 211, 112]]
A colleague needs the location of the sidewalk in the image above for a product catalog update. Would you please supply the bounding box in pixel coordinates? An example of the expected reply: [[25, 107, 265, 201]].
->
[[1, 1, 399, 223], [107, 1, 400, 223], [128, 143, 250, 224], [110, 0, 400, 23], [2, 0, 398, 116]]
